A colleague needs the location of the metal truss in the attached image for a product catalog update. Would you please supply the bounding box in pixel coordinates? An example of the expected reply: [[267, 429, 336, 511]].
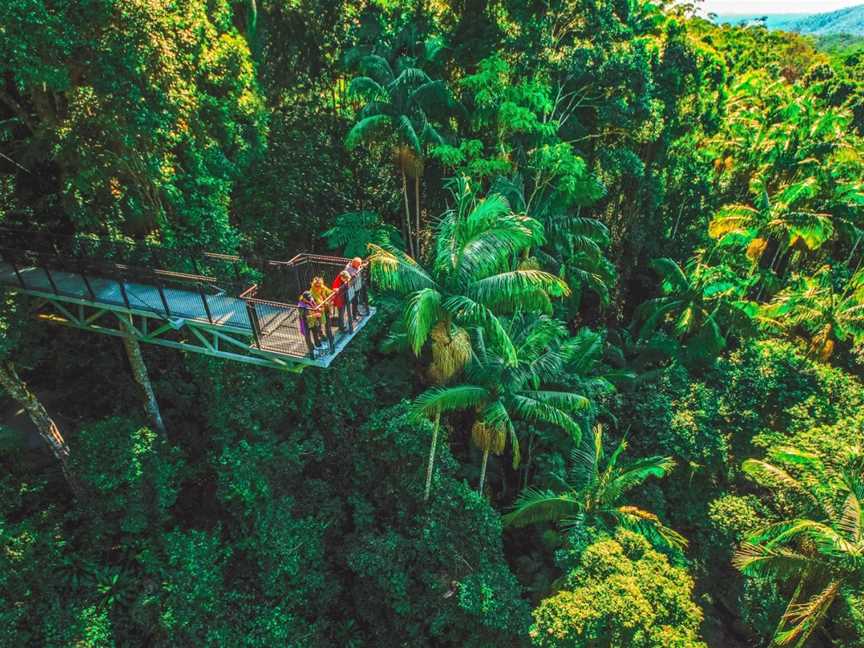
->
[[29, 294, 308, 372]]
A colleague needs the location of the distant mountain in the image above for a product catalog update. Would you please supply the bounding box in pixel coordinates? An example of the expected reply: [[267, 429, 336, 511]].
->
[[714, 14, 812, 30], [715, 5, 864, 36]]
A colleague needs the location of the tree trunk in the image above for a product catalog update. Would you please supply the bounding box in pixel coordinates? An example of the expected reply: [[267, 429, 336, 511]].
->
[[415, 173, 421, 259], [402, 168, 415, 258], [0, 360, 81, 495], [845, 235, 861, 266], [771, 570, 808, 648], [478, 449, 489, 494], [423, 410, 441, 501], [119, 319, 167, 436]]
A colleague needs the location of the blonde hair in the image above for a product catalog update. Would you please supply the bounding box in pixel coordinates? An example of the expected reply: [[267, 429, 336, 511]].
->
[[311, 276, 325, 287], [339, 270, 351, 281]]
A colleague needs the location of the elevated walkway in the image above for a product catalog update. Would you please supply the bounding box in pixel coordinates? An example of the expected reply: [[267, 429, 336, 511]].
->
[[0, 228, 374, 371]]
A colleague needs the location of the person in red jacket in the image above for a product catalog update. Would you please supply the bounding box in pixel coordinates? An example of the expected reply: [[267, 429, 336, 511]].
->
[[332, 270, 352, 330]]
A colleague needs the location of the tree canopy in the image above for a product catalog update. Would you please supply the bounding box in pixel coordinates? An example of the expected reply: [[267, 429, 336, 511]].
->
[[3, 2, 864, 647]]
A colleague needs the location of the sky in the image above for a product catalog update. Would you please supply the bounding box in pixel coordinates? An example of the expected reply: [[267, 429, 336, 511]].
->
[[698, 0, 862, 14]]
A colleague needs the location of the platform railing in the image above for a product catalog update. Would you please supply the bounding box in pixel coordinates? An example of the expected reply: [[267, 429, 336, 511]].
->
[[239, 262, 370, 359]]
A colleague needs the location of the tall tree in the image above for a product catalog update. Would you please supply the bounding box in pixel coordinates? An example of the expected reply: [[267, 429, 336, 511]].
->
[[634, 256, 756, 365], [0, 295, 80, 495], [371, 177, 570, 374], [373, 178, 570, 496], [0, 0, 265, 250], [119, 318, 166, 437], [758, 266, 864, 359], [346, 51, 453, 257]]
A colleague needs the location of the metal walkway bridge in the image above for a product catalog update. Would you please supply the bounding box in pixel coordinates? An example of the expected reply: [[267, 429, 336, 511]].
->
[[0, 228, 374, 371]]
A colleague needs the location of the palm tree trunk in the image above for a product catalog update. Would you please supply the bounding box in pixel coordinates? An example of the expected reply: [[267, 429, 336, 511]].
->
[[423, 410, 441, 501], [771, 570, 808, 648], [846, 235, 861, 266], [479, 449, 489, 494], [402, 168, 415, 258], [119, 319, 166, 436], [415, 173, 421, 258], [0, 360, 82, 496]]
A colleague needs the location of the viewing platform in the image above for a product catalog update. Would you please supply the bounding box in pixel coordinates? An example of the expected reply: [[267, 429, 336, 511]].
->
[[0, 228, 375, 371]]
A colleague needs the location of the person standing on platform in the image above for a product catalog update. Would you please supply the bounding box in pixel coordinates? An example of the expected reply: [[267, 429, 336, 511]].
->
[[332, 270, 352, 330], [310, 276, 334, 320], [344, 257, 362, 277], [298, 291, 323, 350], [343, 257, 366, 315]]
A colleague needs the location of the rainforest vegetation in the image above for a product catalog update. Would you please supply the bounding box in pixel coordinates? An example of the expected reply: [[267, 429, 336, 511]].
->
[[2, 1, 864, 646]]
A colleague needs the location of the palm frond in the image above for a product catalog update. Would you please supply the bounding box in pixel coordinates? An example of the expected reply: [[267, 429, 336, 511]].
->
[[742, 458, 824, 514], [708, 204, 759, 239], [777, 580, 842, 646], [392, 66, 431, 89], [502, 488, 582, 528], [520, 390, 591, 414], [561, 327, 605, 370], [838, 477, 863, 542], [443, 295, 518, 365], [568, 216, 611, 248], [568, 427, 601, 490], [345, 114, 392, 150], [464, 193, 513, 235], [357, 55, 394, 85], [733, 542, 812, 579], [468, 270, 570, 312], [634, 297, 687, 340], [615, 505, 688, 550], [511, 394, 584, 441], [650, 257, 690, 294], [403, 288, 443, 355], [396, 114, 421, 153], [413, 384, 490, 416], [600, 456, 676, 505], [348, 76, 388, 102], [454, 226, 539, 282], [368, 244, 437, 294], [410, 79, 451, 116]]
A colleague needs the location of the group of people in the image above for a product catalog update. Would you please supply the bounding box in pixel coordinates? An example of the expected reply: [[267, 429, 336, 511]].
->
[[297, 257, 364, 351]]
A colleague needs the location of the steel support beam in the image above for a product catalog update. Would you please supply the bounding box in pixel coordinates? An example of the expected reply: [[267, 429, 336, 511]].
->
[[32, 296, 307, 372]]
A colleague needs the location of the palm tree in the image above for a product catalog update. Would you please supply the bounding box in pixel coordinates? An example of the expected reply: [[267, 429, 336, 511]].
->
[[759, 266, 864, 359], [708, 177, 834, 276], [733, 447, 864, 647], [345, 53, 453, 257], [490, 176, 615, 308], [374, 180, 569, 500], [414, 315, 591, 496], [503, 425, 686, 551], [634, 256, 753, 362], [370, 177, 570, 375]]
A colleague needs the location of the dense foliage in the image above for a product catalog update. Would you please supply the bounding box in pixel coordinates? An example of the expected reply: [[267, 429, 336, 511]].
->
[[2, 1, 864, 646]]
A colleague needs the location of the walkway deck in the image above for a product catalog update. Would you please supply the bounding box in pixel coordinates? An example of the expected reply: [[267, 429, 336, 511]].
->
[[0, 249, 374, 370]]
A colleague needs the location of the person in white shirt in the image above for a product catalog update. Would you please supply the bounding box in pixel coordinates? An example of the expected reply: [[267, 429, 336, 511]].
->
[[344, 257, 362, 277], [343, 257, 366, 315]]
